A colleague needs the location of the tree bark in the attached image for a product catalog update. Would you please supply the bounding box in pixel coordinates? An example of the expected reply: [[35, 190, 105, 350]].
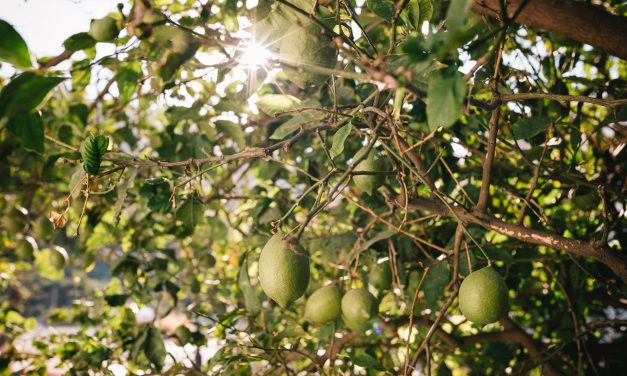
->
[[393, 196, 627, 283], [472, 0, 627, 60]]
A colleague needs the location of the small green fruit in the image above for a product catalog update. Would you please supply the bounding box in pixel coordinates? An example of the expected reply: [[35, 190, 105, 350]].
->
[[369, 260, 392, 290], [458, 267, 509, 326], [353, 152, 386, 196], [2, 208, 27, 233], [279, 22, 337, 88], [341, 288, 377, 332], [258, 234, 310, 308], [305, 285, 341, 324], [33, 216, 54, 240], [89, 16, 119, 42], [49, 247, 69, 269], [15, 239, 34, 260], [152, 26, 193, 54]]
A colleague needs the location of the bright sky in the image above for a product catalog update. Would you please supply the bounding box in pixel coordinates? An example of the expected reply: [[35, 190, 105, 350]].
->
[[3, 0, 128, 57]]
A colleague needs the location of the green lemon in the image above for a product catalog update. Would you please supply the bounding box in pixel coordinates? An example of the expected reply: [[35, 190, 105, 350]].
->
[[369, 260, 392, 291], [279, 22, 337, 88], [353, 152, 386, 196], [305, 285, 341, 324], [458, 267, 509, 326], [89, 16, 119, 42], [15, 239, 34, 261], [258, 234, 310, 308], [2, 208, 27, 233], [49, 247, 69, 269], [341, 288, 377, 332], [33, 216, 54, 240], [152, 26, 193, 54]]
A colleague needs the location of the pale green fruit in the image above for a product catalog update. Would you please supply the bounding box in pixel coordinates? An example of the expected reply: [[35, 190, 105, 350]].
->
[[458, 267, 509, 326], [353, 152, 386, 196], [2, 208, 27, 233], [15, 239, 34, 260], [49, 247, 68, 269], [152, 26, 193, 54], [33, 216, 53, 240], [341, 288, 377, 332], [279, 22, 337, 88], [305, 285, 341, 324], [258, 234, 310, 308], [369, 260, 392, 290], [89, 16, 119, 42]]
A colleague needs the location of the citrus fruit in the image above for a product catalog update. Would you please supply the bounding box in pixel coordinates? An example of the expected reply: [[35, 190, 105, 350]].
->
[[458, 267, 509, 326], [33, 216, 53, 240], [89, 16, 119, 42], [369, 260, 392, 290], [353, 152, 386, 196], [305, 285, 341, 324], [2, 208, 27, 233], [341, 288, 377, 332], [279, 22, 337, 88], [15, 239, 34, 260], [258, 234, 310, 308]]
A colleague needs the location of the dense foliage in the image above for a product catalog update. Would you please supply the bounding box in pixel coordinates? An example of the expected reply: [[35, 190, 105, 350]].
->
[[1, 0, 626, 374]]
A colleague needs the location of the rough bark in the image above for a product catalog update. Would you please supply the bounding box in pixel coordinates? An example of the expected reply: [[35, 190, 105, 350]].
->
[[472, 0, 627, 60]]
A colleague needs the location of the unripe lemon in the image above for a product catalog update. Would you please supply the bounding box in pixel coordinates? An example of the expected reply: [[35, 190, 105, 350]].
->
[[258, 234, 310, 308], [2, 208, 27, 233], [49, 247, 69, 269], [353, 152, 386, 196], [341, 288, 377, 332], [458, 267, 509, 326], [305, 285, 341, 324], [33, 216, 53, 240], [15, 239, 34, 261], [279, 23, 337, 88], [89, 16, 119, 42], [369, 260, 392, 291]]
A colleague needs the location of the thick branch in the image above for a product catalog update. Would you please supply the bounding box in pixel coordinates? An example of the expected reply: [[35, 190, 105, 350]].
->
[[393, 196, 627, 282], [472, 0, 627, 60]]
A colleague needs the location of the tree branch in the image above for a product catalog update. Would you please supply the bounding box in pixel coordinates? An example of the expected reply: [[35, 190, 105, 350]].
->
[[472, 0, 627, 60], [392, 196, 627, 282]]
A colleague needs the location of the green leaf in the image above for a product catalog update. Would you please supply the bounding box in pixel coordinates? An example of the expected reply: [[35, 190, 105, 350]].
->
[[0, 19, 31, 67], [421, 262, 450, 310], [144, 326, 166, 371], [330, 123, 352, 159], [269, 110, 323, 140], [7, 112, 44, 153], [426, 68, 467, 130], [177, 194, 204, 229], [116, 66, 141, 104], [0, 72, 64, 118], [238, 253, 260, 314], [256, 94, 301, 115], [360, 230, 397, 251], [511, 117, 551, 140], [418, 0, 434, 25], [80, 134, 109, 175], [367, 0, 396, 19], [63, 32, 96, 52], [351, 353, 385, 371], [446, 0, 472, 31]]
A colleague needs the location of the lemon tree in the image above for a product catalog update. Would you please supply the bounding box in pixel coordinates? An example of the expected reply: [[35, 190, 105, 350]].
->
[[0, 0, 626, 374]]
